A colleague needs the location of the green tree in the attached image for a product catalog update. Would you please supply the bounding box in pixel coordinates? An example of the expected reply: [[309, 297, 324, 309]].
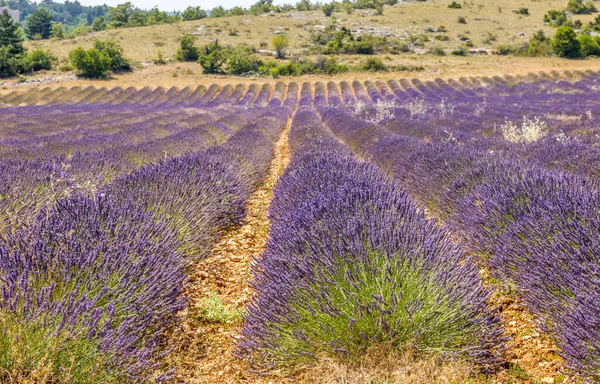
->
[[128, 10, 147, 26], [175, 35, 199, 61], [0, 46, 21, 77], [24, 49, 56, 71], [108, 2, 133, 28], [51, 22, 64, 39], [25, 9, 53, 40], [198, 40, 226, 74], [182, 6, 206, 21], [551, 26, 582, 58], [91, 15, 106, 31], [210, 6, 227, 17], [579, 34, 600, 56], [272, 34, 289, 59], [0, 9, 25, 56], [69, 46, 111, 77], [148, 7, 168, 24], [93, 39, 130, 71]]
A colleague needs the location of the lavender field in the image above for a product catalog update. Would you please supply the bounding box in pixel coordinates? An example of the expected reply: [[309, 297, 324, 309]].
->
[[0, 71, 599, 382]]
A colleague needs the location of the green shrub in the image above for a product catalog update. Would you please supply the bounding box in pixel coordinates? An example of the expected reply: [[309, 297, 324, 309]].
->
[[0, 46, 22, 78], [91, 15, 106, 31], [153, 49, 166, 65], [227, 46, 262, 74], [497, 44, 517, 55], [322, 3, 335, 16], [513, 7, 529, 15], [431, 46, 446, 56], [451, 46, 468, 55], [435, 35, 450, 41], [566, 0, 597, 15], [448, 1, 462, 9], [69, 47, 112, 78], [579, 34, 600, 56], [360, 57, 387, 71], [198, 40, 227, 74], [176, 35, 200, 62], [544, 10, 568, 27], [93, 39, 130, 71], [272, 34, 289, 59], [551, 26, 582, 58], [458, 16, 466, 24], [23, 49, 56, 71]]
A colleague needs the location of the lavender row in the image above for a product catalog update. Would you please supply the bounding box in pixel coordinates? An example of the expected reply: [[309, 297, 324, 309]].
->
[[0, 100, 293, 381], [322, 108, 600, 380], [237, 107, 505, 371], [0, 106, 258, 236]]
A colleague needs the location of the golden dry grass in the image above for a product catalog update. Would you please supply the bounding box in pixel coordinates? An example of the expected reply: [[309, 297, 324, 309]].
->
[[25, 0, 597, 64]]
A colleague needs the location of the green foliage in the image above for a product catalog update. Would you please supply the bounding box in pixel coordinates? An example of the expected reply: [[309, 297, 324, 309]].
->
[[566, 0, 597, 15], [210, 6, 227, 18], [360, 56, 386, 72], [448, 1, 462, 9], [579, 34, 600, 56], [108, 2, 134, 28], [0, 46, 22, 78], [513, 7, 529, 16], [431, 46, 446, 56], [375, 4, 384, 15], [226, 45, 261, 74], [198, 40, 227, 74], [23, 49, 55, 71], [0, 9, 25, 56], [229, 6, 245, 15], [0, 313, 119, 384], [551, 26, 582, 58], [270, 251, 491, 365], [153, 49, 166, 65], [272, 34, 289, 59], [523, 30, 552, 57], [91, 15, 106, 31], [51, 22, 65, 39], [69, 47, 112, 78], [259, 56, 348, 77], [451, 46, 468, 55], [198, 292, 243, 324], [93, 39, 130, 71], [322, 3, 335, 16], [176, 35, 199, 62], [182, 6, 207, 21], [544, 10, 568, 27], [25, 8, 53, 39]]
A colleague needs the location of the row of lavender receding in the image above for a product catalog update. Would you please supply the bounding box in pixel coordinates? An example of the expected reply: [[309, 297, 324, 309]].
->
[[321, 106, 600, 381], [236, 107, 507, 373], [0, 94, 295, 382]]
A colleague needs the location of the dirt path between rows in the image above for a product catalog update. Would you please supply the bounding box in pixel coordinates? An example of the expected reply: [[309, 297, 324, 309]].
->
[[167, 118, 292, 384]]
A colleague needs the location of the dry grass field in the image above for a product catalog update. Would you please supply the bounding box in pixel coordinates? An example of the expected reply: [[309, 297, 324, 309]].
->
[[27, 0, 598, 62]]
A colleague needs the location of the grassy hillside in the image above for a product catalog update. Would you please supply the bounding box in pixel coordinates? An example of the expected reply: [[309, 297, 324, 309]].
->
[[27, 0, 595, 63]]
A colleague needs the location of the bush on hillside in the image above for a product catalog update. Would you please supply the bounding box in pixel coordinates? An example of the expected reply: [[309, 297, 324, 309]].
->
[[176, 35, 200, 62], [360, 57, 387, 72], [322, 3, 335, 16], [198, 40, 227, 74], [93, 39, 130, 71], [448, 1, 461, 9], [566, 0, 597, 15], [551, 26, 582, 58], [579, 34, 600, 56], [23, 49, 56, 71], [69, 47, 112, 78]]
